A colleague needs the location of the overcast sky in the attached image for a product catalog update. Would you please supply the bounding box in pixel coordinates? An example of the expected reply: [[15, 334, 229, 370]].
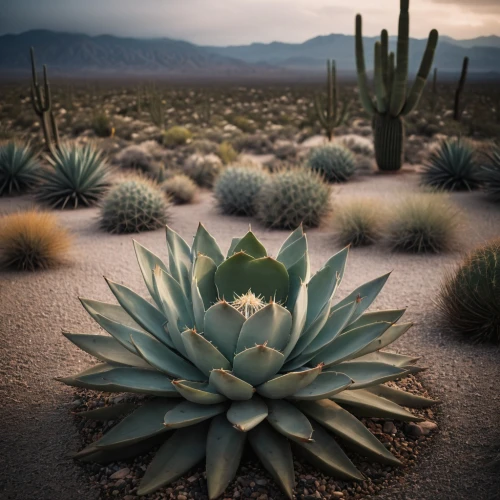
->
[[1, 0, 498, 45]]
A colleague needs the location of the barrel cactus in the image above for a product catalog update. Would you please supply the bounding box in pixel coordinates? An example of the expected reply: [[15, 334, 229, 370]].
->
[[355, 0, 438, 171], [307, 144, 356, 183], [59, 224, 435, 498]]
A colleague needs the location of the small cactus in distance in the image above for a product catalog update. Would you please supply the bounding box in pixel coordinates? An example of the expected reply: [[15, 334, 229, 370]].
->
[[453, 56, 469, 122]]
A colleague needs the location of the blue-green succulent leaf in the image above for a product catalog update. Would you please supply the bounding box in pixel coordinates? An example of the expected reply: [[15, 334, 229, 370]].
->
[[233, 345, 284, 386], [209, 369, 255, 401], [172, 380, 227, 404], [164, 401, 226, 429], [233, 231, 268, 258], [256, 365, 322, 399], [227, 395, 268, 432], [291, 372, 352, 400], [192, 223, 224, 266], [266, 399, 313, 443], [193, 254, 218, 309], [331, 361, 407, 389], [165, 225, 192, 301]]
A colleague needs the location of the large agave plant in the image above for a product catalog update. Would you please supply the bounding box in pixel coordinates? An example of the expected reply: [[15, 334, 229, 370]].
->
[[59, 224, 435, 499]]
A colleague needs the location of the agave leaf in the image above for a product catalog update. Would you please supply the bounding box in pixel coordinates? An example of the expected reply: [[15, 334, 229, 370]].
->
[[193, 254, 218, 309], [232, 231, 267, 258], [75, 403, 137, 420], [227, 395, 268, 432], [96, 399, 177, 449], [73, 366, 179, 397], [331, 273, 391, 325], [63, 333, 151, 368], [133, 240, 168, 308], [365, 384, 438, 408], [233, 344, 284, 386], [226, 237, 241, 258], [346, 308, 406, 331], [164, 401, 226, 429], [353, 323, 413, 358], [192, 223, 224, 266], [181, 329, 231, 376], [248, 422, 295, 499], [204, 302, 245, 360], [215, 252, 289, 303], [236, 303, 292, 354], [172, 380, 227, 404], [256, 365, 322, 399], [282, 282, 308, 360], [266, 399, 313, 443], [165, 225, 192, 302], [310, 322, 392, 368], [331, 389, 423, 421], [292, 372, 352, 400], [304, 265, 338, 330], [105, 278, 168, 344], [206, 414, 246, 500], [209, 369, 255, 401], [296, 399, 401, 465], [293, 421, 364, 480], [277, 234, 308, 270], [191, 279, 205, 333], [130, 331, 206, 381], [137, 422, 209, 496], [80, 298, 145, 333], [285, 251, 310, 311], [276, 225, 304, 255], [332, 361, 407, 389], [355, 351, 420, 367]]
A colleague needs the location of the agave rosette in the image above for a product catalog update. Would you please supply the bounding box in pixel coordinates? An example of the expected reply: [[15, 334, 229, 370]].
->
[[59, 224, 435, 498]]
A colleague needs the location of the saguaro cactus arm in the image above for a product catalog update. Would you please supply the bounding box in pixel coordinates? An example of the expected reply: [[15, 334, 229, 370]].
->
[[453, 56, 469, 121], [374, 42, 388, 114], [355, 15, 377, 116]]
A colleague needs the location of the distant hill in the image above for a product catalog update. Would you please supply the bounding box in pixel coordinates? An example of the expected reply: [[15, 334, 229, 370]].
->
[[0, 30, 499, 77]]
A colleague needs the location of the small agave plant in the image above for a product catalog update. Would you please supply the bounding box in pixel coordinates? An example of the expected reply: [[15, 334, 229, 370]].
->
[[59, 224, 435, 499]]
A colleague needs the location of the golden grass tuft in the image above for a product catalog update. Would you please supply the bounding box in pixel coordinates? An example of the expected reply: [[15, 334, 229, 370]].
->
[[0, 210, 71, 271]]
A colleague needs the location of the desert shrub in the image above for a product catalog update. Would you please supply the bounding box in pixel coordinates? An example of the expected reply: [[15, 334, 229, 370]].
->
[[438, 238, 500, 344], [256, 168, 331, 229], [184, 154, 223, 188], [37, 143, 111, 209], [217, 141, 238, 165], [481, 143, 500, 202], [162, 126, 192, 148], [0, 210, 71, 270], [91, 112, 113, 137], [307, 144, 356, 182], [341, 137, 374, 158], [421, 139, 482, 191], [333, 198, 384, 247], [100, 175, 170, 233], [0, 142, 40, 196], [230, 115, 256, 133], [387, 193, 459, 253], [233, 134, 273, 154], [162, 174, 197, 205], [214, 165, 268, 216], [184, 139, 218, 156], [115, 145, 158, 176]]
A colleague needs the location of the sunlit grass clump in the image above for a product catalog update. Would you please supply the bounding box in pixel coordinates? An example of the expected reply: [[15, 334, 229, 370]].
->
[[162, 126, 192, 148], [438, 238, 500, 344], [0, 142, 40, 196], [0, 210, 71, 271], [387, 193, 459, 253], [333, 198, 384, 247], [162, 174, 197, 205]]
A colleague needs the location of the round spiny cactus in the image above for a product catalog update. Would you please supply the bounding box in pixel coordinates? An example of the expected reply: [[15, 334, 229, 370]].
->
[[481, 143, 500, 202], [421, 139, 481, 191], [59, 224, 436, 499], [184, 154, 223, 188], [0, 142, 40, 196], [438, 238, 500, 344], [256, 168, 331, 229], [214, 165, 268, 216], [162, 174, 197, 205], [307, 144, 356, 183], [100, 176, 170, 234]]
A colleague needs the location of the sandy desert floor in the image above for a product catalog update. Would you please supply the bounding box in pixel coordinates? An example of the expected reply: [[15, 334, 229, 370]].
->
[[0, 172, 499, 500]]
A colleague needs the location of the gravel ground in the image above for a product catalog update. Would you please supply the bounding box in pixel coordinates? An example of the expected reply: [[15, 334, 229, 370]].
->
[[1, 172, 499, 500]]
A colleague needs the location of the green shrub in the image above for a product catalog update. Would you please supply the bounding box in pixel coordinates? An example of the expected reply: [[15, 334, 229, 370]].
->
[[387, 193, 459, 253], [256, 168, 331, 229], [162, 174, 197, 205], [0, 142, 40, 196], [217, 141, 238, 165], [91, 112, 113, 137], [162, 126, 192, 148], [37, 143, 111, 209], [231, 115, 256, 133], [421, 139, 482, 191], [481, 143, 500, 202], [307, 144, 356, 182], [438, 238, 500, 344], [100, 176, 170, 233], [116, 145, 161, 178], [184, 154, 223, 188], [333, 198, 384, 247], [214, 165, 268, 216]]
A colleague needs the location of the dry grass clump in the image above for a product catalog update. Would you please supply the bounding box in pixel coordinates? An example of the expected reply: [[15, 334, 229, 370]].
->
[[437, 238, 500, 344], [387, 193, 459, 253], [333, 198, 384, 247], [0, 210, 71, 270], [162, 174, 197, 205]]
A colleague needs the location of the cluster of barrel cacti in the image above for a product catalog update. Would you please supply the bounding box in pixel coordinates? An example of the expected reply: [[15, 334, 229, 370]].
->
[[307, 144, 356, 182], [60, 224, 435, 498]]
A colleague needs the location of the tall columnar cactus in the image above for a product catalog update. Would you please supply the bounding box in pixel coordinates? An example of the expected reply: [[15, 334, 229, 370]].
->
[[314, 60, 349, 141], [453, 56, 469, 122], [430, 67, 438, 112], [355, 0, 439, 171], [29, 47, 60, 156]]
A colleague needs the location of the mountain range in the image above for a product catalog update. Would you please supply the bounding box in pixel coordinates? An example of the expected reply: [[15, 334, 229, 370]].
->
[[0, 30, 499, 78]]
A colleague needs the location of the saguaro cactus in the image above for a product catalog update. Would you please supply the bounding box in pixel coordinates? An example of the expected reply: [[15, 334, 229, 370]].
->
[[29, 47, 60, 156], [314, 60, 349, 141], [355, 0, 438, 171], [453, 56, 469, 122], [430, 67, 438, 112]]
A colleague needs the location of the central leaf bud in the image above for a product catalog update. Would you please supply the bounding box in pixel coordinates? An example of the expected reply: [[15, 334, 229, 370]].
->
[[230, 290, 266, 318]]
